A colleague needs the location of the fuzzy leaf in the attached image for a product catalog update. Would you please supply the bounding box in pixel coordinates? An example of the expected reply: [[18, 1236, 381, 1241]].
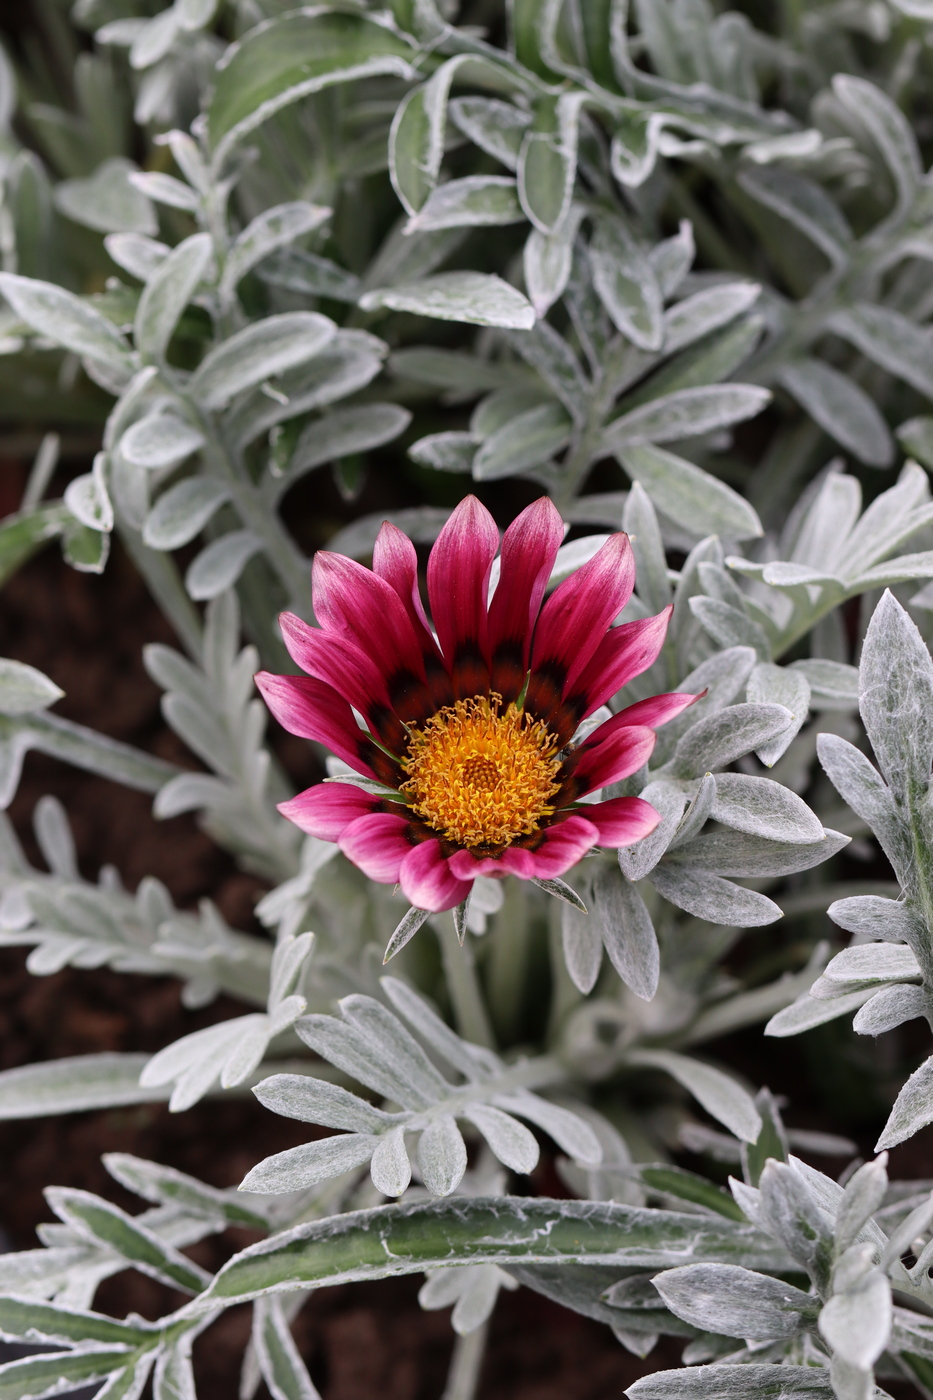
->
[[189, 312, 336, 410], [626, 1365, 833, 1400], [653, 1262, 817, 1338], [207, 11, 417, 165], [200, 1197, 791, 1305], [625, 1049, 762, 1142], [134, 232, 212, 361], [0, 273, 133, 372], [144, 479, 231, 550], [710, 774, 823, 844], [619, 444, 762, 541], [360, 273, 536, 329], [241, 1134, 378, 1193], [876, 1053, 933, 1149]]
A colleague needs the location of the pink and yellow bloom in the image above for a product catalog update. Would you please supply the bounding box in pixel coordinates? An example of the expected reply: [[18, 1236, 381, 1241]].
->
[[256, 496, 698, 913]]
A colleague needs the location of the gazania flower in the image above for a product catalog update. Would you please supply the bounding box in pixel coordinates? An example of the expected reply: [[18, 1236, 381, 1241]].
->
[[256, 496, 697, 919]]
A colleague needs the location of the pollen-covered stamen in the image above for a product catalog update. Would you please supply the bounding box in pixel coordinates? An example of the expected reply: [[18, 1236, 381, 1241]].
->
[[401, 693, 562, 850]]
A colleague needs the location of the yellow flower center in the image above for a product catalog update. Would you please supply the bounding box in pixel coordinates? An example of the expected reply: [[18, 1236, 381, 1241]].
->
[[400, 693, 562, 850]]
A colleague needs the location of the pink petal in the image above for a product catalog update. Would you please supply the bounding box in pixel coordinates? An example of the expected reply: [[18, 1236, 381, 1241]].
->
[[278, 782, 382, 841], [530, 534, 636, 699], [426, 496, 499, 695], [580, 796, 660, 848], [445, 845, 529, 879], [495, 846, 538, 877], [255, 671, 379, 778], [399, 840, 472, 912], [581, 689, 703, 750], [612, 689, 703, 729], [312, 550, 427, 687], [372, 522, 435, 644], [279, 613, 406, 751], [515, 815, 600, 880], [488, 497, 564, 702], [372, 521, 454, 717], [339, 813, 414, 883], [570, 606, 673, 718], [567, 724, 657, 795]]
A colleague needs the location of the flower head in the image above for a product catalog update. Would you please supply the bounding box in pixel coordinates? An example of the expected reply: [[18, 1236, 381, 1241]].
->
[[256, 496, 698, 915]]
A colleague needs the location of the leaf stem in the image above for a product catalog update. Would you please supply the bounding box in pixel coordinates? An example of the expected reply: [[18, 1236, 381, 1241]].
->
[[441, 1323, 489, 1400]]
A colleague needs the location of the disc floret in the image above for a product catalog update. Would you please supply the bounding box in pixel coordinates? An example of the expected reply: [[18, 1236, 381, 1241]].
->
[[400, 693, 562, 850]]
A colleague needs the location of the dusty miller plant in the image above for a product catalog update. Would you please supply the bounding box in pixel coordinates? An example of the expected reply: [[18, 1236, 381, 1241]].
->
[[0, 0, 932, 1396]]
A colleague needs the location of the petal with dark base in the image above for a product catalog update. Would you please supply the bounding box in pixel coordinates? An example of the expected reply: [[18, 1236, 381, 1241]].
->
[[560, 724, 657, 802], [312, 550, 429, 695], [279, 614, 407, 751], [531, 534, 636, 696], [255, 671, 385, 779], [427, 496, 499, 696], [515, 815, 600, 880], [488, 497, 564, 702], [569, 607, 673, 720]]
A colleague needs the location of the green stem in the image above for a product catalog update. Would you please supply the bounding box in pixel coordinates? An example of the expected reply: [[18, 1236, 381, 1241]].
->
[[436, 915, 496, 1050]]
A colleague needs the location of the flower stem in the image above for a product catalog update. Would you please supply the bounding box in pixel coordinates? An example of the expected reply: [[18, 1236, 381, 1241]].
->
[[486, 878, 531, 1045], [441, 1324, 489, 1400], [436, 915, 496, 1050]]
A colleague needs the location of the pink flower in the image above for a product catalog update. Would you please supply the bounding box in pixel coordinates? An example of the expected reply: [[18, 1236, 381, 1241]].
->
[[257, 496, 699, 915]]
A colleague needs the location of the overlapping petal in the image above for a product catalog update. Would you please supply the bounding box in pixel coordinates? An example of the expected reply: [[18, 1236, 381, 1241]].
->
[[278, 782, 383, 841], [372, 521, 434, 642], [568, 607, 673, 720], [279, 612, 407, 751], [511, 815, 600, 880], [530, 534, 636, 696], [611, 690, 703, 730], [560, 723, 657, 801], [339, 813, 413, 882], [400, 840, 471, 911], [372, 522, 452, 716], [582, 796, 661, 847], [313, 550, 429, 695], [427, 495, 499, 696], [255, 671, 385, 779], [488, 497, 564, 702]]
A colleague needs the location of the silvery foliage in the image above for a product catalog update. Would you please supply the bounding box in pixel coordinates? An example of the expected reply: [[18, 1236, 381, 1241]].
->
[[616, 1090, 933, 1400], [769, 589, 933, 1152], [0, 0, 931, 1397], [242, 976, 602, 1199]]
